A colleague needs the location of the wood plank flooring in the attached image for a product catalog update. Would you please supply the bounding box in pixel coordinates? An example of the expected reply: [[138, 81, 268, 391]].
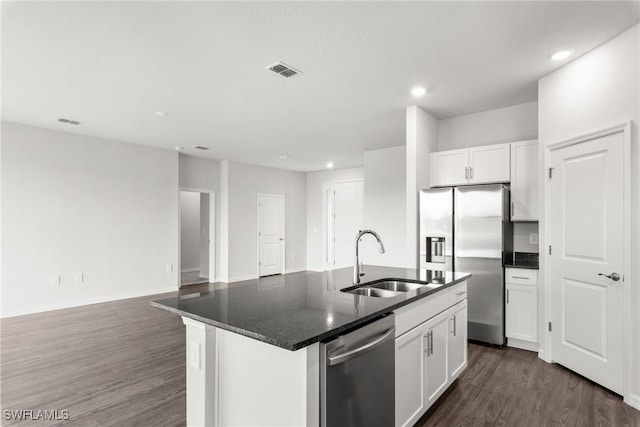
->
[[2, 283, 638, 426]]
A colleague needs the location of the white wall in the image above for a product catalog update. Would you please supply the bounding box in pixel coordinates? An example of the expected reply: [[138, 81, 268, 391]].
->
[[180, 191, 201, 271], [513, 222, 538, 254], [363, 146, 407, 267], [224, 161, 307, 281], [1, 122, 179, 317], [538, 24, 639, 406], [306, 167, 364, 271], [179, 154, 221, 281], [438, 101, 538, 150]]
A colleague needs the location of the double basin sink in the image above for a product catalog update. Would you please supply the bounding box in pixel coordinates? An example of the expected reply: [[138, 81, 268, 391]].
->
[[343, 280, 441, 298]]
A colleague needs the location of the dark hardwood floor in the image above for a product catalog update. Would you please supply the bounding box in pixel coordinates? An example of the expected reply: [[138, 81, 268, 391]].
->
[[2, 283, 638, 426]]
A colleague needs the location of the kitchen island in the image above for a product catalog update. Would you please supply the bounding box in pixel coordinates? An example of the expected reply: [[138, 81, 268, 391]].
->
[[152, 265, 471, 427]]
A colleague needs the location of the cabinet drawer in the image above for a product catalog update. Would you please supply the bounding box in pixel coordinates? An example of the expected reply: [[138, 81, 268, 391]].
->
[[395, 290, 450, 337], [506, 268, 537, 285], [449, 280, 468, 305]]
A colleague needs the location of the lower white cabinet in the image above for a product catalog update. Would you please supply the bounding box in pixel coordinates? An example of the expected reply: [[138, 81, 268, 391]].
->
[[447, 300, 468, 380], [505, 268, 538, 351], [395, 293, 468, 427]]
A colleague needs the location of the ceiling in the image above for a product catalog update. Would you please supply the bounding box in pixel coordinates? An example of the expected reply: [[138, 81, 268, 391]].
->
[[2, 2, 639, 172]]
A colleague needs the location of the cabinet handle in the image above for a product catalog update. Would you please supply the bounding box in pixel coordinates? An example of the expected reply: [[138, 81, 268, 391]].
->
[[423, 334, 429, 354], [464, 167, 468, 180], [512, 201, 515, 216], [430, 330, 434, 356], [506, 289, 510, 304], [469, 167, 473, 180], [512, 276, 530, 280], [451, 315, 457, 336], [456, 291, 466, 296]]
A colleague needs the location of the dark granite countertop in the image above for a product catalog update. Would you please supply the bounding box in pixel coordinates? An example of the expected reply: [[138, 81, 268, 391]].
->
[[151, 265, 471, 351], [504, 252, 539, 269]]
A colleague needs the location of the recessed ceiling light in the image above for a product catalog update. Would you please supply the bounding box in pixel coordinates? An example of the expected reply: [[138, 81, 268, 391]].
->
[[548, 49, 574, 61], [156, 111, 169, 116], [326, 162, 334, 169], [410, 86, 426, 97], [279, 154, 292, 160]]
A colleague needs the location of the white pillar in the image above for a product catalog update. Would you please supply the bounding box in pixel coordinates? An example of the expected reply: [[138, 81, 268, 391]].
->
[[406, 106, 438, 268]]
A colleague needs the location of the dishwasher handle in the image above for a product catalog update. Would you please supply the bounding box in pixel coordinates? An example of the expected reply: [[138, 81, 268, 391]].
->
[[327, 326, 395, 366]]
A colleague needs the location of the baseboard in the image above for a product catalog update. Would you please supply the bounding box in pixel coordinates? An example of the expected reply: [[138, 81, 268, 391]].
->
[[507, 338, 538, 352], [285, 268, 306, 274], [180, 267, 199, 273], [227, 274, 258, 283], [624, 392, 640, 411], [0, 285, 178, 319]]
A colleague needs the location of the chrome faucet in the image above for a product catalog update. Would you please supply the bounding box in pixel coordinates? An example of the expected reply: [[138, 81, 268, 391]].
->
[[353, 229, 386, 284]]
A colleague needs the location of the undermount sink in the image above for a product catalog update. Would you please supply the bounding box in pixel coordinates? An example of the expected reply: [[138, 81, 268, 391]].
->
[[343, 279, 441, 298], [369, 280, 425, 292], [348, 287, 400, 298]]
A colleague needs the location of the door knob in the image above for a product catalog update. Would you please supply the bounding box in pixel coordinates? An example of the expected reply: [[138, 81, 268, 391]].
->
[[279, 238, 284, 241], [598, 272, 620, 282]]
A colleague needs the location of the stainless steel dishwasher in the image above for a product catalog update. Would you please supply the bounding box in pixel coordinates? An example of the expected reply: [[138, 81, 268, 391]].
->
[[320, 313, 395, 427]]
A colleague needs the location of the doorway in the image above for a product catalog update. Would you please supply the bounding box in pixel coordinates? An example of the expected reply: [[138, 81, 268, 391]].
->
[[257, 194, 285, 277], [179, 189, 216, 286], [325, 180, 364, 270]]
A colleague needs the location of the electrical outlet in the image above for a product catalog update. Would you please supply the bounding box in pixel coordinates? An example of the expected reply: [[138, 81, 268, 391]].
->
[[50, 275, 61, 286], [74, 273, 84, 283], [166, 264, 173, 273], [530, 233, 539, 245]]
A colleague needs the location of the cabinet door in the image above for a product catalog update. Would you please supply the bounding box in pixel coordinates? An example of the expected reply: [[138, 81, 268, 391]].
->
[[447, 300, 467, 380], [424, 310, 449, 406], [505, 283, 538, 342], [395, 326, 426, 427], [468, 143, 510, 184], [510, 140, 538, 221], [430, 149, 469, 187]]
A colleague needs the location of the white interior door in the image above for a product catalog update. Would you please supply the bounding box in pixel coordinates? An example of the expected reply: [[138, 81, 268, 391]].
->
[[549, 132, 624, 394], [331, 181, 363, 269], [258, 194, 285, 277]]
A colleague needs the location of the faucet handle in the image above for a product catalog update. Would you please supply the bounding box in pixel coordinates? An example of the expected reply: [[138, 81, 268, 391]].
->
[[359, 260, 365, 276]]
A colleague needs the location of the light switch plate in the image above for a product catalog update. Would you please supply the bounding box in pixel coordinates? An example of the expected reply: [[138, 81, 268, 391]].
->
[[166, 264, 173, 273], [529, 233, 539, 245], [74, 273, 84, 283], [51, 275, 61, 286]]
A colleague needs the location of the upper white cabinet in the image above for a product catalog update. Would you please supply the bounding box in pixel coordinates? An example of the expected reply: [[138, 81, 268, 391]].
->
[[429, 149, 469, 187], [510, 140, 539, 221], [430, 143, 510, 187]]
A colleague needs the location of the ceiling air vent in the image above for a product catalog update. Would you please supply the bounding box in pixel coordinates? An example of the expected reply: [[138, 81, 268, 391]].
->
[[193, 146, 209, 151], [58, 118, 81, 125], [266, 61, 302, 79]]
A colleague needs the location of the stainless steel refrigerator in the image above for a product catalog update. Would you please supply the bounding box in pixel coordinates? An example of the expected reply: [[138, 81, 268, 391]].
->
[[419, 184, 512, 346]]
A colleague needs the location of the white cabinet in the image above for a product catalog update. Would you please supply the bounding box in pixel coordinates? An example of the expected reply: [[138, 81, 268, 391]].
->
[[447, 300, 467, 380], [395, 325, 426, 427], [429, 149, 469, 187], [468, 144, 511, 184], [430, 143, 510, 187], [395, 283, 468, 427], [424, 310, 450, 406], [505, 268, 538, 351], [510, 140, 539, 221]]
